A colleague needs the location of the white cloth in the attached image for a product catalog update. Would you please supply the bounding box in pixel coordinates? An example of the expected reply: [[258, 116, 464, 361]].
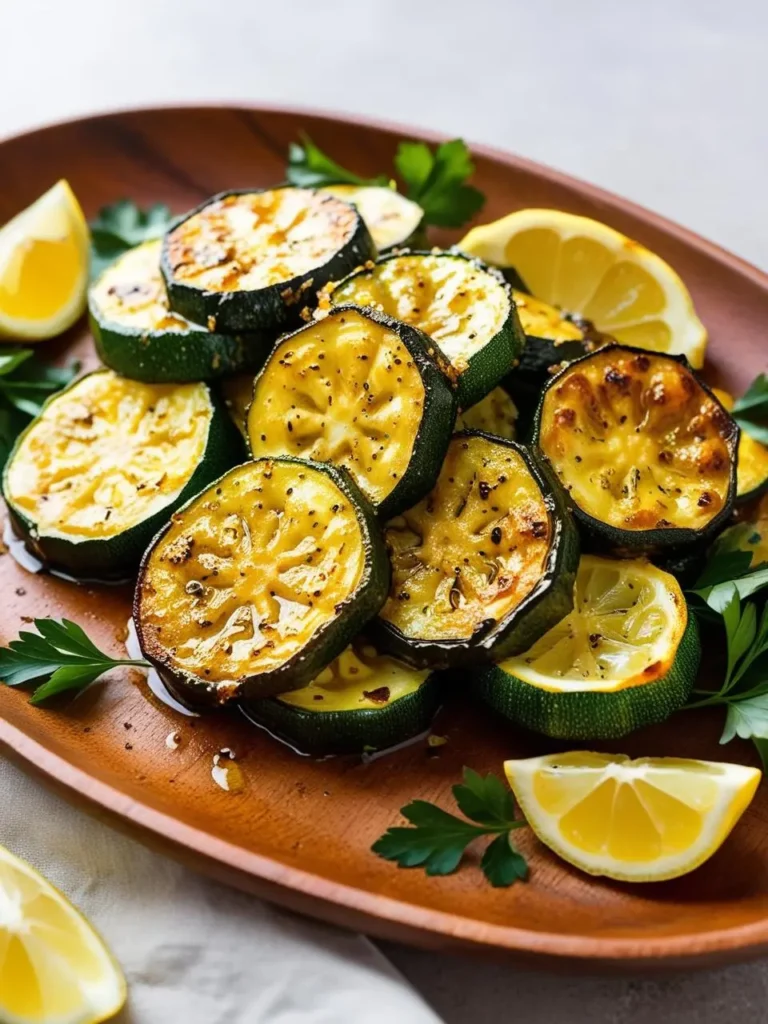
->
[[0, 758, 441, 1024]]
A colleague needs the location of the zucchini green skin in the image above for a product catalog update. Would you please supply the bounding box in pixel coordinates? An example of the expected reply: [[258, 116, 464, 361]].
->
[[2, 375, 242, 583], [473, 613, 700, 741], [160, 188, 377, 334], [91, 309, 274, 384], [370, 433, 581, 670], [331, 250, 525, 409], [532, 345, 739, 554], [134, 458, 391, 710], [239, 672, 441, 756], [246, 304, 458, 520]]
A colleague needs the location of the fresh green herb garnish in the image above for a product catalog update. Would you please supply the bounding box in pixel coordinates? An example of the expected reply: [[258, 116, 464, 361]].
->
[[287, 138, 389, 189], [0, 349, 77, 468], [0, 618, 148, 705], [372, 767, 528, 887], [286, 136, 485, 229], [394, 139, 485, 228], [89, 200, 175, 279], [687, 550, 768, 761], [732, 374, 768, 446]]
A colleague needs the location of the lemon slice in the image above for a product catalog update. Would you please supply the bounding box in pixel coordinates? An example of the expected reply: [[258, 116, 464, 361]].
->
[[0, 181, 90, 341], [0, 844, 125, 1024], [460, 208, 707, 368], [505, 751, 760, 881]]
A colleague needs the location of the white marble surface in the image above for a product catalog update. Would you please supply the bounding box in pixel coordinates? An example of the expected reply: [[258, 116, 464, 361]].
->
[[3, 0, 768, 1018]]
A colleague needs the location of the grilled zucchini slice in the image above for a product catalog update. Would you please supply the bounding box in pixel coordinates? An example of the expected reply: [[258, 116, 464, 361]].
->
[[161, 187, 376, 333], [372, 431, 579, 669], [712, 388, 768, 503], [330, 250, 524, 407], [2, 370, 237, 580], [473, 555, 699, 740], [220, 373, 253, 438], [535, 346, 738, 552], [135, 458, 389, 708], [246, 306, 456, 518], [90, 241, 272, 383], [240, 639, 440, 756], [320, 185, 425, 252], [455, 387, 518, 440]]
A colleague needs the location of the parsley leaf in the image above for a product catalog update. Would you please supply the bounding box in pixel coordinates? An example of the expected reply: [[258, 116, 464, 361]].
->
[[0, 618, 148, 704], [286, 136, 485, 229], [286, 136, 389, 189], [395, 139, 485, 228], [686, 544, 768, 744], [372, 767, 527, 886], [732, 374, 768, 446], [89, 200, 175, 279], [0, 348, 77, 468], [481, 833, 529, 887]]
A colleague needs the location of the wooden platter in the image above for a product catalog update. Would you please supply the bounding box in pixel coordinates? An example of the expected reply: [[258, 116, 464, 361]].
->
[[2, 105, 768, 969]]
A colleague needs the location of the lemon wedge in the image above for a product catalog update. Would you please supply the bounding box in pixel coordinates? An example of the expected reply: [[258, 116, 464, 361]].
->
[[0, 844, 125, 1024], [460, 208, 707, 368], [504, 752, 760, 881], [0, 181, 90, 341]]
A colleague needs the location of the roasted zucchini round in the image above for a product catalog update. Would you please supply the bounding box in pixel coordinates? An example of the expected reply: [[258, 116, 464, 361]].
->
[[455, 386, 518, 440], [506, 290, 597, 429], [320, 185, 425, 252], [240, 638, 440, 756], [534, 346, 738, 552], [219, 372, 253, 439], [2, 370, 237, 581], [161, 187, 376, 333], [246, 306, 457, 519], [90, 240, 272, 383], [330, 250, 525, 408], [473, 555, 700, 740], [371, 431, 580, 669], [134, 457, 390, 709], [712, 388, 768, 503]]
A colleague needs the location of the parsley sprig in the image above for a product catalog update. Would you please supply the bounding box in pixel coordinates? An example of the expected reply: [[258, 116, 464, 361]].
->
[[686, 538, 768, 761], [0, 349, 77, 469], [0, 618, 148, 705], [372, 767, 528, 886], [287, 136, 485, 229], [89, 200, 175, 279], [732, 374, 768, 446]]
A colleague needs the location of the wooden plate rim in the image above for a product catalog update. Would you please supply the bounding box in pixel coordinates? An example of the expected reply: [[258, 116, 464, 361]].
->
[[2, 103, 768, 966]]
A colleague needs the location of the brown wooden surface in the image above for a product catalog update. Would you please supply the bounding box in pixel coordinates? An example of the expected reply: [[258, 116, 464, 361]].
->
[[1, 105, 768, 969]]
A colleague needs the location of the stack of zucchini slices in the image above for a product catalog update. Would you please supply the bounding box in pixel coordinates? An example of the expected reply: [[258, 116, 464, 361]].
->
[[2, 181, 744, 754]]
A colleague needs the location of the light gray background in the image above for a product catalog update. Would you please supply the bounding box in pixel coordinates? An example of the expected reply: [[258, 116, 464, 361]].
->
[[4, 0, 768, 1019]]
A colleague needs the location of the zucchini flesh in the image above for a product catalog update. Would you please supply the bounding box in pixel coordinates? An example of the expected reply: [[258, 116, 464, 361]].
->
[[220, 373, 253, 438], [374, 431, 579, 668], [240, 639, 440, 756], [2, 370, 236, 580], [5, 371, 211, 539], [331, 250, 523, 407], [321, 185, 425, 251], [135, 457, 390, 706], [473, 555, 699, 740], [280, 642, 429, 711], [91, 241, 189, 335], [162, 188, 376, 332], [537, 346, 738, 546], [712, 388, 768, 502], [513, 290, 585, 347], [246, 306, 456, 518], [455, 387, 517, 439], [90, 241, 268, 382]]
